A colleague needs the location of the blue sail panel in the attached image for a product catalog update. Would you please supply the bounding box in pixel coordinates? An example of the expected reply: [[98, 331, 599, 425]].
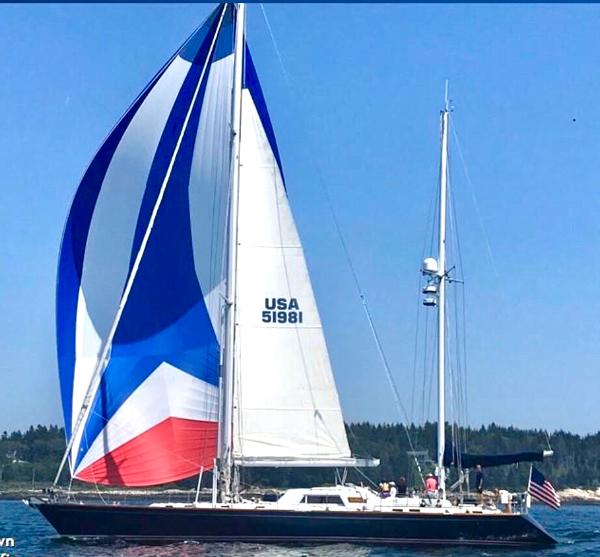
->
[[243, 46, 285, 184]]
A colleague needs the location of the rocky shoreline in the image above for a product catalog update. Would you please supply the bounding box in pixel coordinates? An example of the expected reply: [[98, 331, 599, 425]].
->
[[556, 488, 600, 504]]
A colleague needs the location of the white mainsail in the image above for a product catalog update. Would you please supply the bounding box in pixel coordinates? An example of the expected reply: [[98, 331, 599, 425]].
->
[[230, 80, 354, 466]]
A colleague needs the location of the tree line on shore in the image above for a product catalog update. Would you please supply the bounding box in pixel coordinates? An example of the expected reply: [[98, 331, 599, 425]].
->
[[0, 423, 598, 490]]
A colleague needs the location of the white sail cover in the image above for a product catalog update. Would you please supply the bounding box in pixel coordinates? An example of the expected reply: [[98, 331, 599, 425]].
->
[[232, 50, 352, 464]]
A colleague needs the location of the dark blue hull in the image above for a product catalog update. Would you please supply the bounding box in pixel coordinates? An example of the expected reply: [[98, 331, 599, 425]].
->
[[30, 501, 557, 548]]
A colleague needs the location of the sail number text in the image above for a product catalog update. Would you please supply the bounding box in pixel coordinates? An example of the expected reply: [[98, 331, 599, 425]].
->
[[262, 298, 303, 324]]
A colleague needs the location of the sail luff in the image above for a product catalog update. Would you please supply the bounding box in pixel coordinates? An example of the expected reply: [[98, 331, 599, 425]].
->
[[219, 2, 245, 500]]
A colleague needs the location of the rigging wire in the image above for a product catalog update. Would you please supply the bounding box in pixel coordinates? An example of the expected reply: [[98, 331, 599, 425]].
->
[[451, 204, 469, 453], [425, 322, 436, 425], [450, 116, 504, 455], [445, 309, 458, 470], [411, 160, 441, 446], [450, 117, 499, 284], [259, 3, 424, 484], [444, 190, 460, 471], [451, 117, 551, 456], [409, 273, 422, 424], [447, 171, 468, 461], [420, 306, 431, 427], [351, 464, 380, 489], [447, 135, 472, 469]]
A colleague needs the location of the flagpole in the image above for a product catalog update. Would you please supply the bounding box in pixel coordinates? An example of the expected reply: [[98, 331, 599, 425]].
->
[[526, 465, 533, 511]]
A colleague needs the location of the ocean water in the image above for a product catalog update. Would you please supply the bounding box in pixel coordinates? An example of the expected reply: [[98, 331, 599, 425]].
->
[[1, 500, 598, 556]]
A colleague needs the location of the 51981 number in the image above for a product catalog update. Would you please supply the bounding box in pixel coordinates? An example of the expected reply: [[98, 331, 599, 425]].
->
[[261, 298, 303, 324]]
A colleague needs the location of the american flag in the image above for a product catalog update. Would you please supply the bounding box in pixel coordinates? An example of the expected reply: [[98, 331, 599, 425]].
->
[[528, 466, 560, 510]]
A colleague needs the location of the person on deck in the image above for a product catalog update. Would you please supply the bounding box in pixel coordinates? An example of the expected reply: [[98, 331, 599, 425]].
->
[[397, 476, 407, 496], [389, 482, 397, 498], [379, 481, 391, 498], [475, 465, 484, 503], [425, 473, 438, 495]]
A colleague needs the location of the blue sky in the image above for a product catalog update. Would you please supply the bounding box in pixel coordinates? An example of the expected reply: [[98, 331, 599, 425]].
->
[[1, 3, 600, 436]]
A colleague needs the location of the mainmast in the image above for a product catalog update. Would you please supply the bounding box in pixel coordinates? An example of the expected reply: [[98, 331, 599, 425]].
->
[[219, 2, 245, 501], [422, 83, 450, 500], [436, 84, 450, 500]]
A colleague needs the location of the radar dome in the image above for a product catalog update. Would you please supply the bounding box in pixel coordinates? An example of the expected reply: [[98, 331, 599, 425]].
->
[[422, 257, 438, 274]]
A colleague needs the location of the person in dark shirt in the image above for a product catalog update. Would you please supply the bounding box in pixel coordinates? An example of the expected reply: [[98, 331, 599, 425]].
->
[[397, 476, 407, 496], [475, 465, 484, 503]]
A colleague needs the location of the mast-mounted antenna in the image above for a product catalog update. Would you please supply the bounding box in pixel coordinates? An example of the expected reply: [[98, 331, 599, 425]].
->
[[444, 79, 449, 112]]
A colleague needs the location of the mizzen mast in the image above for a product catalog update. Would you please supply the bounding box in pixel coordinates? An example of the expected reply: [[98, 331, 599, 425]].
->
[[436, 83, 450, 500], [422, 82, 450, 500]]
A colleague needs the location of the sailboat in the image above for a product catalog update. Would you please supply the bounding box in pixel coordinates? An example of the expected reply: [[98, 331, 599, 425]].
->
[[29, 3, 557, 547]]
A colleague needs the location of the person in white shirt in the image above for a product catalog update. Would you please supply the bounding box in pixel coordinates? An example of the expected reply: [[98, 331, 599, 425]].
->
[[389, 481, 397, 498]]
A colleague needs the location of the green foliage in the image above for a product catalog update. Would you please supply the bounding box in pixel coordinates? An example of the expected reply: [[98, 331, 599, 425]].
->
[[0, 425, 64, 483], [243, 422, 600, 490], [1, 423, 598, 490]]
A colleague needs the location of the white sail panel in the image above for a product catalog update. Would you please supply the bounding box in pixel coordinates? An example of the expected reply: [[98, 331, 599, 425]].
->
[[232, 88, 351, 461], [189, 54, 234, 336]]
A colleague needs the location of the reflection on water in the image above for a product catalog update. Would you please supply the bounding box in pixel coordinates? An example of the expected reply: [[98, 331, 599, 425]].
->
[[44, 539, 597, 557], [4, 501, 599, 557], [49, 539, 375, 557]]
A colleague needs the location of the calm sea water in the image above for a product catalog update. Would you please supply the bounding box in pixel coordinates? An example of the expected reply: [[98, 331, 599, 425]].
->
[[0, 500, 598, 557]]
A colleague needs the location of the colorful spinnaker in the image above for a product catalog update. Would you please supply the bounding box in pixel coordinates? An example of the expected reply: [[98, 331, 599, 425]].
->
[[58, 4, 234, 486]]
